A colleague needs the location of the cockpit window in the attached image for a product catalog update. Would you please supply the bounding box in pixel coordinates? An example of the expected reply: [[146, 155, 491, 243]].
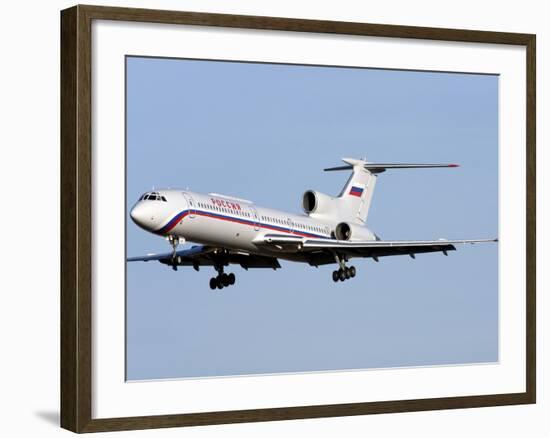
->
[[140, 192, 167, 202]]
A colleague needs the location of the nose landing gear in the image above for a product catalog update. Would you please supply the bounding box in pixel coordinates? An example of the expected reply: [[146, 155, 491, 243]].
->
[[167, 235, 180, 256], [167, 235, 185, 271]]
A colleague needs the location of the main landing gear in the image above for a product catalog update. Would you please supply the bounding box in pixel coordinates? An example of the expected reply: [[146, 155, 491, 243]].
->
[[332, 266, 356, 282], [209, 265, 236, 290], [209, 273, 236, 290], [331, 253, 356, 283]]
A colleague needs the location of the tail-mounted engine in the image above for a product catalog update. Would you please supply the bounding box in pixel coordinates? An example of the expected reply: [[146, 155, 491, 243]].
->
[[302, 190, 339, 215], [334, 221, 375, 241], [335, 222, 352, 240]]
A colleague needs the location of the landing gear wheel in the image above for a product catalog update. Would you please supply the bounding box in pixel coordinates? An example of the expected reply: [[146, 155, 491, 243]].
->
[[221, 273, 230, 287], [349, 266, 356, 278], [216, 276, 224, 289], [209, 277, 217, 290], [228, 273, 236, 285], [338, 269, 346, 282], [344, 267, 351, 279], [332, 270, 339, 282]]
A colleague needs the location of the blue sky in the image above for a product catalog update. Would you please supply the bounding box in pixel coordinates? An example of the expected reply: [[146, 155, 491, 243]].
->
[[126, 56, 498, 380]]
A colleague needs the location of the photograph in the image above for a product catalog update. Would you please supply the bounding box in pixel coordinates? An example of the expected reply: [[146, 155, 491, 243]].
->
[[0, 0, 541, 433], [125, 56, 499, 381]]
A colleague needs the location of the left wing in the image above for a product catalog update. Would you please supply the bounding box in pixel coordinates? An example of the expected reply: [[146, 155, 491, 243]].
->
[[256, 234, 497, 263], [127, 245, 281, 270]]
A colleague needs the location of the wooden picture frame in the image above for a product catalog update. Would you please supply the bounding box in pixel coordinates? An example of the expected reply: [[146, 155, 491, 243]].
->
[[61, 4, 536, 433]]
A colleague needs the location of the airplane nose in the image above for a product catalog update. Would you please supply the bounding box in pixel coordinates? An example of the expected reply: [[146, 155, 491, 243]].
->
[[130, 202, 154, 229]]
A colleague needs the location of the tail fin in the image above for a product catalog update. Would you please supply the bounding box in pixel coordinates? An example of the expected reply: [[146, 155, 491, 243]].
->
[[325, 158, 459, 224]]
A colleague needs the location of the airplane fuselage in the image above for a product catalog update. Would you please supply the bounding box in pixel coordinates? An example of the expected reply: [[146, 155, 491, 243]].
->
[[130, 189, 375, 262]]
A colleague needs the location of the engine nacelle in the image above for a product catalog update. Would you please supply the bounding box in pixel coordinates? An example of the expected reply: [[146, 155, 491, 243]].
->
[[302, 190, 339, 215], [334, 222, 352, 240], [334, 222, 375, 241]]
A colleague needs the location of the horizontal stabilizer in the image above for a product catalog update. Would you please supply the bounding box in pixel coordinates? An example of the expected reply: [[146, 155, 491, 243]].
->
[[325, 160, 459, 173]]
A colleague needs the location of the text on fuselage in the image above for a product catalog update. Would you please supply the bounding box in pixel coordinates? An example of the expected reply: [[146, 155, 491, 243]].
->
[[210, 198, 242, 210]]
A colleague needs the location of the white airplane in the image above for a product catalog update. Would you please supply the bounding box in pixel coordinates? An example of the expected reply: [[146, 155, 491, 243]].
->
[[128, 158, 497, 289]]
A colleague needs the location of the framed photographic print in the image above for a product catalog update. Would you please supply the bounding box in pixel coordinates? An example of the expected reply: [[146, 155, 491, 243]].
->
[[60, 4, 536, 433]]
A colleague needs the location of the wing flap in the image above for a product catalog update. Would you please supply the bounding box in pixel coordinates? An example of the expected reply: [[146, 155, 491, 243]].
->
[[300, 237, 496, 250], [259, 234, 496, 248]]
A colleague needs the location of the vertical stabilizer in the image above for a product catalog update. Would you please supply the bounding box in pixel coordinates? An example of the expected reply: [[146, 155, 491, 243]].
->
[[336, 158, 376, 224]]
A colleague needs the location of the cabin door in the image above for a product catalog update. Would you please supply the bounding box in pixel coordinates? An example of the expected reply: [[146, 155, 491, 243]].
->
[[250, 207, 260, 231], [287, 217, 294, 234], [183, 192, 196, 218]]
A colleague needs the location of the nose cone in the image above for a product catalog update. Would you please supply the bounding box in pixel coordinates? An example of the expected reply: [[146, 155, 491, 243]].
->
[[130, 202, 157, 230]]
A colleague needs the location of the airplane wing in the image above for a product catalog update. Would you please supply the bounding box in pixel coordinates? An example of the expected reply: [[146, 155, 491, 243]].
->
[[256, 234, 497, 265], [127, 245, 281, 270]]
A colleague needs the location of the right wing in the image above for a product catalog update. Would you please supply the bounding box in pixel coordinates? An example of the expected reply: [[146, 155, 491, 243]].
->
[[256, 234, 497, 264]]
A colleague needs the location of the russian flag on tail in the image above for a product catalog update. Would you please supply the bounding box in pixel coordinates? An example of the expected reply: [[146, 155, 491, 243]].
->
[[349, 186, 364, 197]]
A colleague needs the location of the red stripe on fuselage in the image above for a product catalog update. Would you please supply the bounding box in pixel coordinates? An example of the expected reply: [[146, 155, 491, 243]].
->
[[157, 209, 326, 239]]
